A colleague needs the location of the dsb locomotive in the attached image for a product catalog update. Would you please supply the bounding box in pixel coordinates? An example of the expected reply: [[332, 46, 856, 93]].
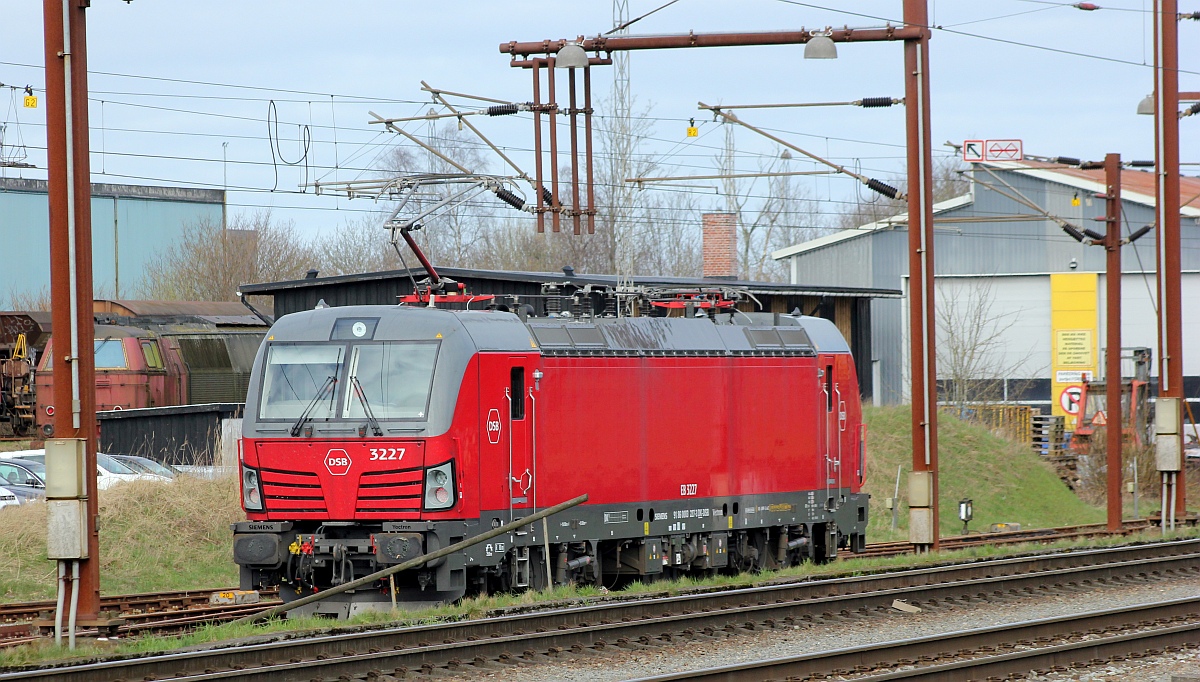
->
[[233, 301, 867, 618]]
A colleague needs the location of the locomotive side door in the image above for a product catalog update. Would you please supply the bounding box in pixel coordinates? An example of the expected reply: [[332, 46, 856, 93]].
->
[[479, 355, 536, 520], [505, 362, 535, 513], [821, 359, 843, 505]]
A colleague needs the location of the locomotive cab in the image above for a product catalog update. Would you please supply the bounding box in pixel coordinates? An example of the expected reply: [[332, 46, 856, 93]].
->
[[234, 306, 491, 616]]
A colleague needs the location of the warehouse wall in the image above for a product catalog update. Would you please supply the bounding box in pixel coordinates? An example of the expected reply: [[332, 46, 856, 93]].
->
[[0, 179, 224, 302]]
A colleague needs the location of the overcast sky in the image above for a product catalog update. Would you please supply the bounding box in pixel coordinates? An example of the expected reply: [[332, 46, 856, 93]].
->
[[1, 1, 1196, 240]]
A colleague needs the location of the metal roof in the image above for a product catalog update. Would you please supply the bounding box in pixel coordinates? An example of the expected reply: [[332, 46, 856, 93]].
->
[[982, 160, 1200, 216], [770, 194, 973, 261], [771, 161, 1200, 262], [0, 177, 224, 204], [94, 300, 253, 317], [240, 266, 902, 299]]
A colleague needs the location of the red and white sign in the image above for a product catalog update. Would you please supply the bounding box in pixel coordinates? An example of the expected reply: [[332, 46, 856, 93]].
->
[[984, 139, 1023, 161], [962, 140, 984, 162], [486, 408, 502, 444], [324, 448, 352, 476], [1059, 385, 1084, 415]]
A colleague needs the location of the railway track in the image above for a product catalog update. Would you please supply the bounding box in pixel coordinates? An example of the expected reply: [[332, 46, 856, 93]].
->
[[4, 536, 1199, 682], [0, 588, 278, 624], [0, 518, 1142, 651], [627, 595, 1200, 681], [856, 519, 1156, 558], [0, 590, 279, 649]]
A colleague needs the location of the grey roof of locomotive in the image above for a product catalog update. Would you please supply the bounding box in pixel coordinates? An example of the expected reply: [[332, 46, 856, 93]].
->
[[259, 305, 849, 355], [243, 306, 850, 438]]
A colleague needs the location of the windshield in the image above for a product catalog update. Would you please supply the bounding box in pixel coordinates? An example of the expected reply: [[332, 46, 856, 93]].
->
[[121, 457, 177, 478], [0, 461, 43, 487], [97, 453, 138, 475], [95, 339, 129, 369], [259, 345, 345, 420], [344, 343, 438, 420]]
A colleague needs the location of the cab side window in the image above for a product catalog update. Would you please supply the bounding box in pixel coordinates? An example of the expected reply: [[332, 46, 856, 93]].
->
[[141, 340, 164, 369], [510, 367, 525, 420]]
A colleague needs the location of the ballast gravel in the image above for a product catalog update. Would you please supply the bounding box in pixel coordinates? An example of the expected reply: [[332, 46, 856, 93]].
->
[[474, 575, 1200, 681]]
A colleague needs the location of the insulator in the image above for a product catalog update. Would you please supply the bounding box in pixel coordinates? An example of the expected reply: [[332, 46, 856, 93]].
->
[[486, 103, 520, 116], [1062, 224, 1086, 242], [494, 187, 525, 210], [1083, 228, 1106, 241], [865, 178, 900, 199], [859, 97, 894, 108], [1053, 156, 1081, 167], [1128, 160, 1155, 168], [540, 185, 554, 205], [1127, 224, 1153, 242]]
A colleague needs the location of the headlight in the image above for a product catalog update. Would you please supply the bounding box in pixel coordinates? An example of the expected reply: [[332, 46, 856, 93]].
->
[[241, 464, 264, 512], [424, 461, 455, 511]]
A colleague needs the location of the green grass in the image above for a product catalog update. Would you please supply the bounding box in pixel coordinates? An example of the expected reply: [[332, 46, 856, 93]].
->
[[0, 476, 241, 602], [863, 406, 1105, 542]]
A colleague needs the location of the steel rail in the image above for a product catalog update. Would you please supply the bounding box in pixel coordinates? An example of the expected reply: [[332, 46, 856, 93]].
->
[[624, 596, 1200, 681], [5, 539, 1200, 682], [0, 588, 278, 624], [855, 519, 1155, 557]]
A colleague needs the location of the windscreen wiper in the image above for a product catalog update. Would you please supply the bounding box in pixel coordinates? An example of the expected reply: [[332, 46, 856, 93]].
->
[[290, 375, 337, 437], [350, 376, 383, 437]]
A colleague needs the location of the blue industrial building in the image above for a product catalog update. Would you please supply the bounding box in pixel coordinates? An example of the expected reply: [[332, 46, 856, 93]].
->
[[0, 177, 224, 302]]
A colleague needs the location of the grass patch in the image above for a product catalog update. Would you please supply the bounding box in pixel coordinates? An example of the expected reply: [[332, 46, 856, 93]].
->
[[863, 406, 1105, 542], [0, 476, 242, 602]]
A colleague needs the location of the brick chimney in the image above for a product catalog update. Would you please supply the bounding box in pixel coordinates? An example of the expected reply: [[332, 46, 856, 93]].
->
[[702, 212, 737, 279]]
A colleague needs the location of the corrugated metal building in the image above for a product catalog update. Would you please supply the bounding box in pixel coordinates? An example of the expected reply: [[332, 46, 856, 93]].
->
[[241, 267, 900, 402], [772, 160, 1200, 407], [0, 178, 224, 300]]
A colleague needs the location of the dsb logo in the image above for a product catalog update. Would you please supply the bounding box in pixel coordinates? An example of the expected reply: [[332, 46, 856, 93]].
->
[[486, 408, 502, 444], [325, 448, 352, 476]]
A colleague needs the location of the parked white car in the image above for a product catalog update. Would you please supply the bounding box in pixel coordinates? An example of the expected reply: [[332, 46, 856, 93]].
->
[[0, 450, 170, 489], [0, 486, 20, 508]]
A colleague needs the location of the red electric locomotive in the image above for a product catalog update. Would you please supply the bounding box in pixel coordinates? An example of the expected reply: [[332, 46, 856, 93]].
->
[[233, 300, 867, 618]]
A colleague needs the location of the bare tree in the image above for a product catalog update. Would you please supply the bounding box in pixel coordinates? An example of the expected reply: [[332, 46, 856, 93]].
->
[[935, 277, 1038, 411], [5, 286, 52, 311], [139, 211, 317, 301], [317, 214, 400, 276], [714, 124, 826, 282]]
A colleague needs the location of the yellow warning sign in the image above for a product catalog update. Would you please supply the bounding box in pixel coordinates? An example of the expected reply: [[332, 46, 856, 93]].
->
[[1092, 410, 1107, 426], [1049, 273, 1098, 430], [1055, 329, 1093, 366]]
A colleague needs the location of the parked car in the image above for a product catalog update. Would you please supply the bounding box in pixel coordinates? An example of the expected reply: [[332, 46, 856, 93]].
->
[[110, 455, 179, 479], [0, 458, 46, 489], [0, 451, 169, 489], [0, 486, 21, 508], [0, 484, 45, 507], [0, 459, 46, 505]]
